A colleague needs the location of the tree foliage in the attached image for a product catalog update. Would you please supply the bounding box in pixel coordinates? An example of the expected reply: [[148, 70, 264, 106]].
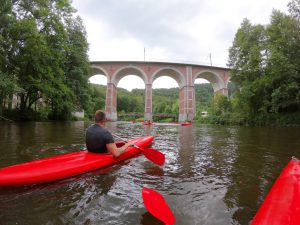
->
[[0, 0, 21, 111], [0, 0, 90, 120], [228, 1, 300, 122], [117, 88, 144, 113]]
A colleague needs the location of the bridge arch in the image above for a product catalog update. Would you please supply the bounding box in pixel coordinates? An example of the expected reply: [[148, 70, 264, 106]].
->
[[105, 66, 148, 121], [150, 67, 186, 120], [151, 67, 185, 88], [111, 65, 148, 85], [193, 70, 226, 93], [90, 65, 109, 78]]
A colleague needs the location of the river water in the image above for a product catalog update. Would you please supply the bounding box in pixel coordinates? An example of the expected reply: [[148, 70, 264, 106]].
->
[[0, 121, 299, 225]]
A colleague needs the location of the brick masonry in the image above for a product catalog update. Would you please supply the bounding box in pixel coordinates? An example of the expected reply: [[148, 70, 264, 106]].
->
[[90, 61, 230, 122]]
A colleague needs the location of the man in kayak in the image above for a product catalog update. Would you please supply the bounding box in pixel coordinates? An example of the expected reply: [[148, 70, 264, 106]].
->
[[86, 110, 134, 157]]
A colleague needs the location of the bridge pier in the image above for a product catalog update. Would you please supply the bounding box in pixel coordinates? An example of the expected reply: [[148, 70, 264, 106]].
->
[[105, 82, 118, 121], [179, 84, 195, 122], [144, 83, 153, 121], [178, 66, 195, 122]]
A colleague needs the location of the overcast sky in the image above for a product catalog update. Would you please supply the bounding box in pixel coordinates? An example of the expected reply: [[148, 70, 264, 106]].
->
[[72, 0, 289, 90]]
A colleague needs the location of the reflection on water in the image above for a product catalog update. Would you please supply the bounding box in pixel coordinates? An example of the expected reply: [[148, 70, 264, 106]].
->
[[0, 121, 299, 225]]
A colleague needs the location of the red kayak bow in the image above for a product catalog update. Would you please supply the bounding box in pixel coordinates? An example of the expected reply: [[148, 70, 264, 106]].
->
[[251, 157, 300, 225]]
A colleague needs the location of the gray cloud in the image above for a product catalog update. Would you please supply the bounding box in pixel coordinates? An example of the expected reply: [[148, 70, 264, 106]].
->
[[73, 0, 289, 66], [79, 1, 199, 49]]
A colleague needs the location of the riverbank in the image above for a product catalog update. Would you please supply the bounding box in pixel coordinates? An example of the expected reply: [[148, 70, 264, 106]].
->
[[194, 112, 300, 126]]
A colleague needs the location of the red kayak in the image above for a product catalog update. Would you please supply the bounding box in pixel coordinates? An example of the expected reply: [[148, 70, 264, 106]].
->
[[0, 136, 154, 187], [181, 122, 192, 126], [142, 121, 153, 126], [251, 157, 300, 225]]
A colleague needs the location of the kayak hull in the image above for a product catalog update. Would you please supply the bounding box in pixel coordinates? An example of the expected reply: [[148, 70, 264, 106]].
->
[[251, 158, 300, 225], [0, 136, 154, 187]]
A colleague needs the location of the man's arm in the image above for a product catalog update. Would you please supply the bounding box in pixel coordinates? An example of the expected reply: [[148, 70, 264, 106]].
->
[[106, 142, 134, 157]]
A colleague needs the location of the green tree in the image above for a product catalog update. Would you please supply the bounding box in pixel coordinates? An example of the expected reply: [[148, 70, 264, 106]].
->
[[265, 9, 300, 113], [64, 16, 91, 113], [211, 94, 231, 115], [288, 0, 300, 20], [89, 84, 106, 116], [0, 0, 20, 113], [228, 1, 300, 122], [228, 19, 266, 85], [117, 88, 144, 113], [1, 0, 91, 120], [228, 19, 267, 113]]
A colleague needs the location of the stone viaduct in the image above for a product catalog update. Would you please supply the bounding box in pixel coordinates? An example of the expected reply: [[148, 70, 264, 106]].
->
[[90, 61, 231, 122]]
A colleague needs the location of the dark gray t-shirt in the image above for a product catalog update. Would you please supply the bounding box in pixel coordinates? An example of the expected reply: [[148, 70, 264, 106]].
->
[[85, 124, 114, 153]]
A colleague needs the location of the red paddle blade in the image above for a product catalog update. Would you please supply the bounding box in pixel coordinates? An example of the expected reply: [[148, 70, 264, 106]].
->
[[142, 148, 165, 166], [142, 187, 175, 225]]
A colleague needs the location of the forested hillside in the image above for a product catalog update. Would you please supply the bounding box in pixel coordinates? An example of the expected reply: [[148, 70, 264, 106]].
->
[[88, 83, 233, 121]]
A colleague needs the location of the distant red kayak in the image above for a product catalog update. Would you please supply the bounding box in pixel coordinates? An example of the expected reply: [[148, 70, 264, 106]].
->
[[251, 157, 300, 225], [181, 122, 192, 126], [142, 121, 153, 125], [0, 136, 154, 187]]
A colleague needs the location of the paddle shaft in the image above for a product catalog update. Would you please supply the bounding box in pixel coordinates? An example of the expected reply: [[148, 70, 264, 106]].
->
[[112, 133, 141, 151]]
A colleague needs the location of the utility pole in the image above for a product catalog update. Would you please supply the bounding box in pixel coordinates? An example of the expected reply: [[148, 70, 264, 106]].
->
[[144, 47, 145, 61], [209, 53, 212, 66]]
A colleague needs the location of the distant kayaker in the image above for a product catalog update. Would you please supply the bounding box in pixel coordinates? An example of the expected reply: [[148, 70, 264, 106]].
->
[[85, 110, 134, 157]]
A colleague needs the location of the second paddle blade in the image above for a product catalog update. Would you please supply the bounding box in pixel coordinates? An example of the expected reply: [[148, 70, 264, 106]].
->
[[142, 187, 175, 225]]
